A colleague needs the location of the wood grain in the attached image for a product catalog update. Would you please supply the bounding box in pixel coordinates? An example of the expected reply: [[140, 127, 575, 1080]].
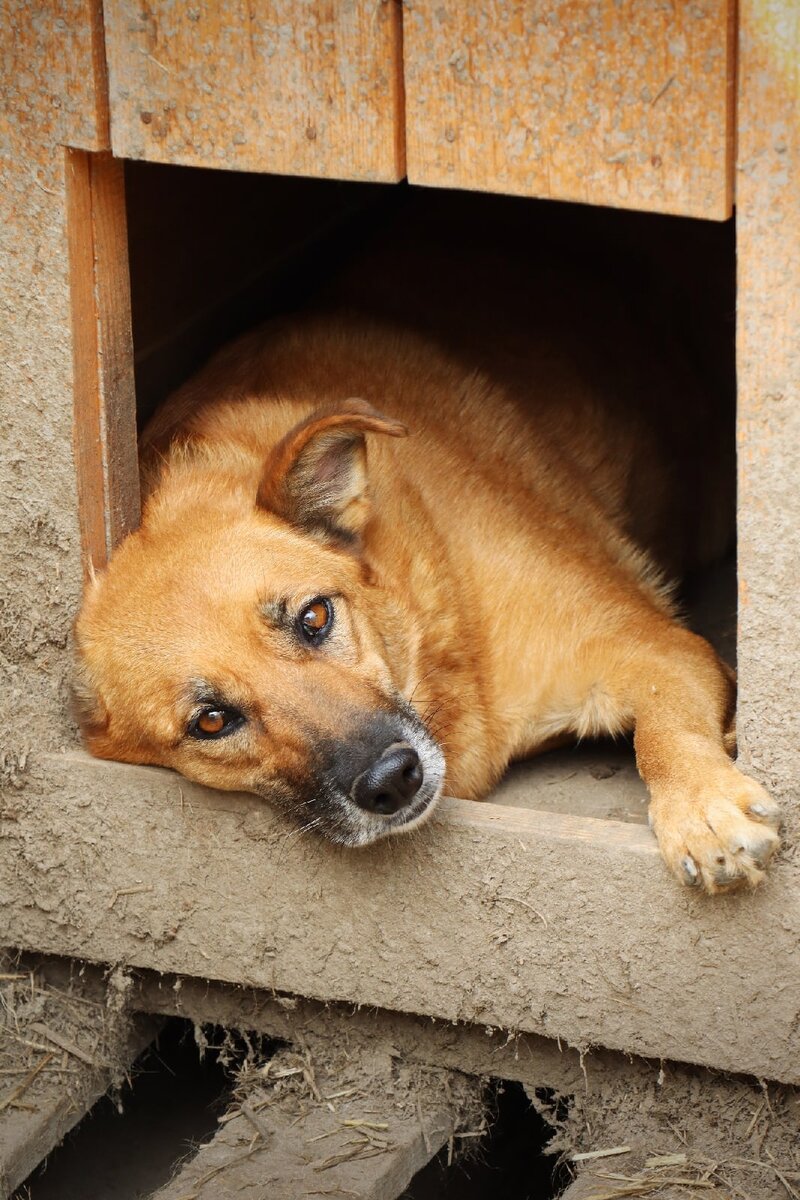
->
[[403, 0, 735, 218], [736, 0, 800, 825], [103, 0, 405, 181], [0, 0, 110, 150], [66, 151, 139, 574]]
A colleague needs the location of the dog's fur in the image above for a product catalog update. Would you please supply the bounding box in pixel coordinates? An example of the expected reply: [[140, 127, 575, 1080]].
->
[[74, 232, 780, 894]]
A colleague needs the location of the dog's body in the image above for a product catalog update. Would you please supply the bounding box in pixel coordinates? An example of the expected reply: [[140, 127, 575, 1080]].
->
[[74, 241, 780, 893]]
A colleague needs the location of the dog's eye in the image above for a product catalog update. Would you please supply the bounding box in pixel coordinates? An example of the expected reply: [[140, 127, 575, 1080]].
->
[[188, 707, 244, 740], [299, 597, 333, 643]]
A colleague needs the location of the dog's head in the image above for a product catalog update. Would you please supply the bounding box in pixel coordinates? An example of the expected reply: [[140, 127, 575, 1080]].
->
[[74, 400, 445, 845]]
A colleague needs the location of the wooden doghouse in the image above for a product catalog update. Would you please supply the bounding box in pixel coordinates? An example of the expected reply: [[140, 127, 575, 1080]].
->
[[2, 0, 798, 1136]]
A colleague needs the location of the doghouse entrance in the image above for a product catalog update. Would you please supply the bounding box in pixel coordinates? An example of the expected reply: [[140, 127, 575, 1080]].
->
[[69, 155, 737, 826]]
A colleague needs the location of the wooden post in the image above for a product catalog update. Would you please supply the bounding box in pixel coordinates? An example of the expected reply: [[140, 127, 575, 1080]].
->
[[736, 0, 800, 827], [66, 151, 140, 573]]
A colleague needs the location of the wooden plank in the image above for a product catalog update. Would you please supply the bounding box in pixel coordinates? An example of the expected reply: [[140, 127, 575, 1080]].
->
[[33, 958, 799, 1200], [148, 1044, 476, 1200], [3, 753, 799, 1085], [0, 963, 157, 1197], [403, 0, 735, 218], [736, 3, 800, 834], [66, 150, 140, 573], [103, 0, 405, 181], [0, 0, 110, 151]]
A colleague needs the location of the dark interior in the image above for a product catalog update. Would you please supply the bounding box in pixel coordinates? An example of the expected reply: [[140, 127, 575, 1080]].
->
[[125, 163, 736, 442]]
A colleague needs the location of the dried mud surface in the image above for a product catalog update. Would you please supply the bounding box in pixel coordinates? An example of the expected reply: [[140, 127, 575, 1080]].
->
[[537, 1054, 800, 1200], [149, 1018, 484, 1199], [0, 146, 83, 781], [0, 954, 154, 1196]]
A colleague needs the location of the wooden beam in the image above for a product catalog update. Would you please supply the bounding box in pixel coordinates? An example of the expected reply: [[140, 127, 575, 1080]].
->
[[0, 964, 157, 1197], [103, 0, 405, 181], [66, 150, 140, 573], [148, 1044, 478, 1200], [736, 0, 800, 830], [4, 753, 799, 1085]]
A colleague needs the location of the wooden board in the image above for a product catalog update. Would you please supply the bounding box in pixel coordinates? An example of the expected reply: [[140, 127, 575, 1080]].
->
[[0, 964, 157, 1198], [735, 1, 800, 833], [403, 0, 735, 218], [0, 0, 110, 151], [149, 1045, 473, 1200], [103, 0, 405, 181], [4, 752, 799, 1085], [66, 150, 140, 573]]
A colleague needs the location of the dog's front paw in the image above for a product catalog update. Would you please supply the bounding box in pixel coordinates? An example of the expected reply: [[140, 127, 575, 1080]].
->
[[649, 766, 781, 894]]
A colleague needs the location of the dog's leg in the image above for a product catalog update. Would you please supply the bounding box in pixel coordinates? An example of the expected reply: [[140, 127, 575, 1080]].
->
[[596, 616, 780, 892]]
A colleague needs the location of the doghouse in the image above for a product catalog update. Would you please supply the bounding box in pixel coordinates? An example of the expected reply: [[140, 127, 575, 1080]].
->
[[1, 2, 798, 1195]]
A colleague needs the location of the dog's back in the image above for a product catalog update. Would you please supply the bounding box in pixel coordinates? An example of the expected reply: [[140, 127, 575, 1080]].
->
[[142, 220, 732, 584]]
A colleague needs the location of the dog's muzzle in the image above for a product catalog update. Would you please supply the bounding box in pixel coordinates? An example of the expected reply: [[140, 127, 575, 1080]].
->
[[310, 707, 446, 846]]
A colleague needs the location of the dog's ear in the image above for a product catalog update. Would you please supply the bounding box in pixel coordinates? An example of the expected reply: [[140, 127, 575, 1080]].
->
[[72, 573, 111, 740], [71, 655, 110, 740], [256, 399, 408, 544]]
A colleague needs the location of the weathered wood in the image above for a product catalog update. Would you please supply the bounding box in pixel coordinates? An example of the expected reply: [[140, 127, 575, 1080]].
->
[[32, 956, 800, 1200], [4, 753, 799, 1085], [103, 0, 405, 181], [403, 0, 735, 218], [66, 150, 139, 572], [0, 95, 90, 753], [22, 952, 593, 1098], [736, 1, 800, 839], [0, 0, 110, 151], [0, 965, 157, 1198], [148, 1044, 477, 1200]]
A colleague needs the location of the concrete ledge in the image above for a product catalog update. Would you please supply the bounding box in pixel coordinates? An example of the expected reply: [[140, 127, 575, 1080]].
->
[[3, 753, 799, 1083]]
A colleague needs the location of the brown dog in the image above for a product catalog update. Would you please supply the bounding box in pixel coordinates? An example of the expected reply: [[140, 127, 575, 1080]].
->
[[73, 250, 780, 894]]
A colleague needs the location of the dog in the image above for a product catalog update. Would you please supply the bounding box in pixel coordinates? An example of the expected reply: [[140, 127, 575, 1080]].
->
[[73, 216, 781, 895]]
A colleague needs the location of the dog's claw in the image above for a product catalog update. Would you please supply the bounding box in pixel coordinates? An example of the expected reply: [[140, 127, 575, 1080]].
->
[[681, 855, 699, 886], [748, 801, 780, 826], [750, 837, 779, 868]]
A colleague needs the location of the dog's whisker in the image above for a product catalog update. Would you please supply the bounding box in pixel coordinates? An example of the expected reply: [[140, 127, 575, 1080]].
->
[[408, 663, 446, 706]]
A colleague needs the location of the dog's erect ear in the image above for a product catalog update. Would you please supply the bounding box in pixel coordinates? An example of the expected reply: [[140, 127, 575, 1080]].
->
[[256, 399, 408, 544]]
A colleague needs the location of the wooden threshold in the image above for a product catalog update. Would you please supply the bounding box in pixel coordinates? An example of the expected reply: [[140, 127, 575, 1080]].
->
[[3, 751, 798, 1085]]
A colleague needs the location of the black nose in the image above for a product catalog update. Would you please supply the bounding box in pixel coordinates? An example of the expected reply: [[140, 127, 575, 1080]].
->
[[351, 744, 423, 815]]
